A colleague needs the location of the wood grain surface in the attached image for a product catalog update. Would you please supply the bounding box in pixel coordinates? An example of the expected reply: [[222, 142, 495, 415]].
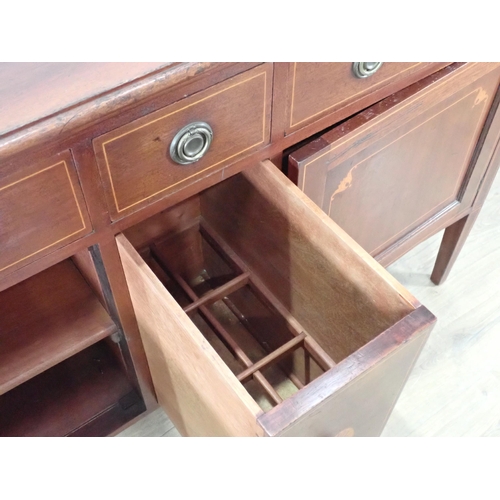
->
[[119, 163, 500, 437], [0, 61, 496, 438], [115, 161, 433, 436], [0, 62, 174, 136], [202, 161, 416, 362], [258, 307, 434, 437]]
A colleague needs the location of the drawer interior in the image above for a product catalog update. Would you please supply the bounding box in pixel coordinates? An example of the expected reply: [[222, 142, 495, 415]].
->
[[135, 218, 334, 411], [123, 161, 415, 414]]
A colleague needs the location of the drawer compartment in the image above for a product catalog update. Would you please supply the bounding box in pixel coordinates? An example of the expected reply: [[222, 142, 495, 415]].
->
[[132, 218, 336, 413], [0, 150, 91, 277], [94, 64, 272, 220], [117, 161, 436, 436], [286, 62, 449, 133]]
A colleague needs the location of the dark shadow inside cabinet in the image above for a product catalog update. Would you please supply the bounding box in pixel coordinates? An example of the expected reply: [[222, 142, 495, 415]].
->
[[0, 250, 145, 437], [122, 164, 413, 413]]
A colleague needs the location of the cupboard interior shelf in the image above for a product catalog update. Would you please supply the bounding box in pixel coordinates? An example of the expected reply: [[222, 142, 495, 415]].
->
[[0, 259, 118, 396], [0, 340, 144, 437]]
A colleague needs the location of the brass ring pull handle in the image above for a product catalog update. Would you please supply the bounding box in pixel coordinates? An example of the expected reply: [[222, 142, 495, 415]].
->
[[170, 122, 213, 165], [352, 62, 383, 78]]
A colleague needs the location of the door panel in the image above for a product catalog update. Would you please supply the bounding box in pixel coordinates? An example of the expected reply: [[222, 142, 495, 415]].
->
[[289, 63, 500, 256]]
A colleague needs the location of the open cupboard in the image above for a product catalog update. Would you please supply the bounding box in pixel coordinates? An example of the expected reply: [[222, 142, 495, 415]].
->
[[0, 253, 144, 437]]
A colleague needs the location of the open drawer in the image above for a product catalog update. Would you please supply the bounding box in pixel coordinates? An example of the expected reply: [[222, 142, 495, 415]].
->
[[117, 160, 436, 437]]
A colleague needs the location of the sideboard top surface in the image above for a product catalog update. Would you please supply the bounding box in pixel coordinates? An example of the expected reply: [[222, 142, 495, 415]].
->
[[0, 62, 175, 137]]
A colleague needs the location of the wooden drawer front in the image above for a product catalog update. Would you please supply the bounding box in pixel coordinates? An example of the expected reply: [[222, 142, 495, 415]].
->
[[0, 151, 91, 276], [94, 64, 272, 220], [286, 62, 449, 133], [289, 63, 500, 257], [117, 160, 435, 437]]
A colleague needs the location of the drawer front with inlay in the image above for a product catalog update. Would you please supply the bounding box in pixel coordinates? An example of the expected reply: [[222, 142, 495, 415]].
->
[[286, 62, 449, 134], [0, 150, 91, 277], [117, 160, 435, 437], [94, 64, 272, 221]]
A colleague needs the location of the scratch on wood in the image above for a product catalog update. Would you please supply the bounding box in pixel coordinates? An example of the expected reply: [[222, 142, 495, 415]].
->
[[330, 164, 358, 202], [336, 427, 355, 437], [474, 88, 488, 106]]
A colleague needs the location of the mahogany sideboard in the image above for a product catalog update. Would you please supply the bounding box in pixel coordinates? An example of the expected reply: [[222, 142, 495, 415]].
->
[[1, 62, 499, 437]]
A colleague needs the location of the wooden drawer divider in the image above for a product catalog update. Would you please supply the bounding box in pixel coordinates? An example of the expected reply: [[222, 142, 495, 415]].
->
[[148, 218, 336, 409]]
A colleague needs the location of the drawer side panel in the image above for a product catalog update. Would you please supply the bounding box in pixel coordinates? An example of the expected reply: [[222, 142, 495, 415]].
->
[[116, 234, 264, 437]]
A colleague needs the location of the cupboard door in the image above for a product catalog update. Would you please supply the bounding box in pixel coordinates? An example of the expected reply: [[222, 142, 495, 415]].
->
[[289, 63, 500, 258]]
